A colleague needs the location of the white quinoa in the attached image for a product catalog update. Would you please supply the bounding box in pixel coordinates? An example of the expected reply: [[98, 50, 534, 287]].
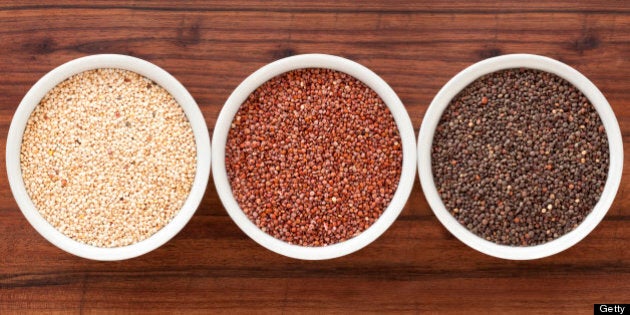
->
[[20, 69, 197, 248]]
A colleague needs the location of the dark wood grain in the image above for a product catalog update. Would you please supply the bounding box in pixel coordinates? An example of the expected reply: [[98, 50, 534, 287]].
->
[[0, 1, 628, 313]]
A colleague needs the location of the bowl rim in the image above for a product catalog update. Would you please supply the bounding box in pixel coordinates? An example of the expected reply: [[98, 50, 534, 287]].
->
[[212, 53, 416, 260], [417, 53, 623, 260], [6, 54, 211, 261]]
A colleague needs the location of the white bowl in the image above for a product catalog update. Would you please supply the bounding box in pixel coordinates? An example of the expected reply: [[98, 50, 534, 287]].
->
[[213, 54, 416, 260], [418, 53, 623, 260], [6, 54, 211, 260]]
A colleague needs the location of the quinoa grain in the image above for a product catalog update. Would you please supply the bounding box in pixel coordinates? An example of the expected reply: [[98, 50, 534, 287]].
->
[[226, 68, 402, 246], [20, 69, 197, 248], [432, 68, 609, 246]]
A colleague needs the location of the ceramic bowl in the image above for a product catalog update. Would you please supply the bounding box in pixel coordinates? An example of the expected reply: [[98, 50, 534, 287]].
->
[[213, 54, 416, 260], [6, 54, 211, 260], [417, 54, 623, 260]]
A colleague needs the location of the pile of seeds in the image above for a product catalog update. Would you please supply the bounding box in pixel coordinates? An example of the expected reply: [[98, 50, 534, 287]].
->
[[21, 69, 197, 248], [226, 68, 402, 246], [432, 68, 609, 246]]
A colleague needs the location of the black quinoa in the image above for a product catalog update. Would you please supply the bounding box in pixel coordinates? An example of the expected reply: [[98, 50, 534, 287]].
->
[[431, 68, 609, 246]]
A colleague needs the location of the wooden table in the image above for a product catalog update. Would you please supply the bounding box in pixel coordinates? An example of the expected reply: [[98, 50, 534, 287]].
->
[[1, 1, 628, 313]]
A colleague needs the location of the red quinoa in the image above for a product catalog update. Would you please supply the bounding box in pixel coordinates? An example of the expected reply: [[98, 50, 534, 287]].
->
[[226, 68, 402, 246]]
